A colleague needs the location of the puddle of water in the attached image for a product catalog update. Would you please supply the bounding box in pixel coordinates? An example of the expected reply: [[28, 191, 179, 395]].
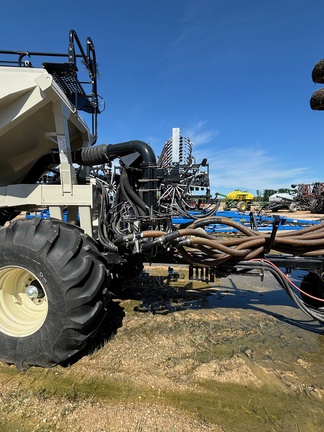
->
[[131, 266, 322, 326]]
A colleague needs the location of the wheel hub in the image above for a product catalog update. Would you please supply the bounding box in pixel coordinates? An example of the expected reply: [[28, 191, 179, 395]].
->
[[0, 266, 48, 337]]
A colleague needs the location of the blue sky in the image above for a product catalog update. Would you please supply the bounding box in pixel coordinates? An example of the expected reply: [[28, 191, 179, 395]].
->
[[2, 0, 324, 196]]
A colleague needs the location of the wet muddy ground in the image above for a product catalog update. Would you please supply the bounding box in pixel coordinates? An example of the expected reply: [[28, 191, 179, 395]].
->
[[0, 262, 324, 431]]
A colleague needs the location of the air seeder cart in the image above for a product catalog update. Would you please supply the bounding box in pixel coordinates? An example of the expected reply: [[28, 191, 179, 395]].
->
[[0, 31, 324, 370]]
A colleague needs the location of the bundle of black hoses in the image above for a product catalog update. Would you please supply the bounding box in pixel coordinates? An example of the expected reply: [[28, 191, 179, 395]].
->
[[116, 216, 324, 264], [114, 216, 324, 324], [231, 260, 324, 324]]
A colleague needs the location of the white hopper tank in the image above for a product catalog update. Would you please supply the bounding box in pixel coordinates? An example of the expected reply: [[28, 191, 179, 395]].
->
[[0, 66, 91, 186]]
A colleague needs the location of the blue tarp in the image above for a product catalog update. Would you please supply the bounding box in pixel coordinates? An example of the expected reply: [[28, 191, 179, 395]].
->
[[172, 210, 320, 233], [26, 209, 321, 233]]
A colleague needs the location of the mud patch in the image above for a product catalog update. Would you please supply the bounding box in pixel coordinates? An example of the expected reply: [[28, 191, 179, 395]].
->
[[194, 355, 261, 385], [1, 264, 324, 431]]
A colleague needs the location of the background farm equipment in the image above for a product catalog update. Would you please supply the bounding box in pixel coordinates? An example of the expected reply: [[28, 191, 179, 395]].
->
[[263, 192, 298, 212], [291, 182, 324, 213], [216, 189, 254, 212]]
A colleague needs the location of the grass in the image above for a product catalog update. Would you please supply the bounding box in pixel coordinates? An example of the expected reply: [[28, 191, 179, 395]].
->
[[0, 362, 323, 432]]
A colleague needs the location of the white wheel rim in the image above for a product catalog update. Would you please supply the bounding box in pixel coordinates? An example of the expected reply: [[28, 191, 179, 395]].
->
[[0, 266, 48, 337]]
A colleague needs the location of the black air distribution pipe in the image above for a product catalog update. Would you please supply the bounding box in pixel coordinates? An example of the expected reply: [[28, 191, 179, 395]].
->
[[24, 141, 156, 183], [73, 140, 156, 166], [26, 141, 157, 210], [23, 141, 157, 208], [73, 141, 157, 210]]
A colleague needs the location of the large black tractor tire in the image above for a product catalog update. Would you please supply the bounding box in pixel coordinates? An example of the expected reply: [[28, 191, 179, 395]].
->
[[309, 198, 321, 214], [0, 218, 109, 371], [300, 272, 324, 308], [310, 88, 324, 110], [312, 59, 324, 83]]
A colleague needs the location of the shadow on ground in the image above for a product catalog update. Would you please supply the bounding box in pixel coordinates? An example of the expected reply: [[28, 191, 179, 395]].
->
[[109, 266, 324, 334]]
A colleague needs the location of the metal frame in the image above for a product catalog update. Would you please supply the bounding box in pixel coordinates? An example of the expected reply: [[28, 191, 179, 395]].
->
[[0, 29, 100, 141], [0, 31, 100, 235]]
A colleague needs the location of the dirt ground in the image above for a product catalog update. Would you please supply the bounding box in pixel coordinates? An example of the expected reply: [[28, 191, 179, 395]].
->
[[0, 209, 324, 431], [257, 208, 324, 221]]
